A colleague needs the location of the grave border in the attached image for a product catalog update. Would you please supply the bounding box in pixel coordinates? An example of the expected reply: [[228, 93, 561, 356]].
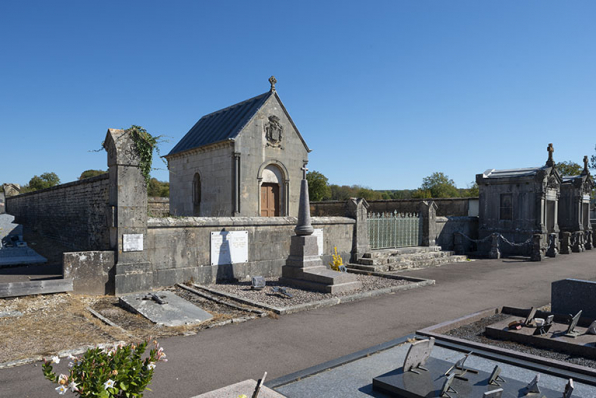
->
[[191, 273, 434, 315]]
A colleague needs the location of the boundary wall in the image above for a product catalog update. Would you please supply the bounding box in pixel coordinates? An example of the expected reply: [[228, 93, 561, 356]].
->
[[146, 216, 355, 287], [6, 174, 110, 251]]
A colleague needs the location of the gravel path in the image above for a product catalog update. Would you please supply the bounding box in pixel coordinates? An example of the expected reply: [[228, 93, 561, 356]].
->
[[445, 313, 596, 368], [202, 274, 413, 308]]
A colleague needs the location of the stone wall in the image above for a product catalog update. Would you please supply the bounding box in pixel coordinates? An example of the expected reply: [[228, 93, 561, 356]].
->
[[436, 216, 478, 251], [148, 197, 169, 217], [311, 198, 479, 218], [146, 216, 355, 286], [6, 174, 110, 251]]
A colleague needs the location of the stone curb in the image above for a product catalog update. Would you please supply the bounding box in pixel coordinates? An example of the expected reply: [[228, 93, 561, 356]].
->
[[176, 283, 268, 317], [193, 276, 435, 315]]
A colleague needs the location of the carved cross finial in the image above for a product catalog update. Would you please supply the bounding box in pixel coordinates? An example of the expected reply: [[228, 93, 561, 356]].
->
[[301, 166, 308, 180], [583, 155, 589, 175], [546, 143, 555, 166], [269, 76, 277, 92]]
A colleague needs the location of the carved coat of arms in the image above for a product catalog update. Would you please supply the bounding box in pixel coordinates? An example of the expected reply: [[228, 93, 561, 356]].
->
[[265, 115, 283, 148]]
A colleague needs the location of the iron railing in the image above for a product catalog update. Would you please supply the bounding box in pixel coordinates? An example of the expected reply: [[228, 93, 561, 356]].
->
[[368, 211, 422, 249]]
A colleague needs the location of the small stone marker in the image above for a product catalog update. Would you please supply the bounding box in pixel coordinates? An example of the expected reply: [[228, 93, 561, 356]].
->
[[251, 276, 266, 290], [587, 320, 596, 335], [563, 378, 574, 398], [565, 310, 582, 338], [403, 337, 435, 374], [440, 373, 457, 398], [272, 286, 293, 298], [525, 374, 541, 394], [534, 315, 554, 336], [251, 371, 267, 398], [120, 291, 213, 327], [524, 307, 537, 326], [488, 365, 505, 387], [483, 388, 503, 398]]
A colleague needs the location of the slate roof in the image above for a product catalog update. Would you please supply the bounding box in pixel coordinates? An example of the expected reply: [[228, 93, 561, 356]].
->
[[480, 166, 547, 179], [167, 91, 273, 157]]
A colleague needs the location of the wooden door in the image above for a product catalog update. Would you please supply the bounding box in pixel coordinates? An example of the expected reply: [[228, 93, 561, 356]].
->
[[261, 183, 280, 217]]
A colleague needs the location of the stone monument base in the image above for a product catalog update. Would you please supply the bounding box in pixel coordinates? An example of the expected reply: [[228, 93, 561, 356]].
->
[[280, 235, 361, 294]]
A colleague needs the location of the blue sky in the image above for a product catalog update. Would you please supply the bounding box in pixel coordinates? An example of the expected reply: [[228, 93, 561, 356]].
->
[[2, 1, 595, 190]]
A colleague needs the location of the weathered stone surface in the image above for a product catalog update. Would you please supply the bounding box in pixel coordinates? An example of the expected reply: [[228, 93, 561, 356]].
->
[[119, 291, 212, 326], [63, 251, 115, 295], [552, 278, 596, 319], [190, 379, 285, 398]]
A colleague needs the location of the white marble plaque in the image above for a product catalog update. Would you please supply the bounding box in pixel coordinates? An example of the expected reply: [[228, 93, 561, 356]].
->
[[546, 189, 557, 201], [123, 234, 143, 252], [584, 194, 591, 202], [312, 229, 324, 256], [211, 231, 248, 265]]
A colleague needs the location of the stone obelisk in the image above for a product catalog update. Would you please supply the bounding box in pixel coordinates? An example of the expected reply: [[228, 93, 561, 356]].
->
[[280, 168, 361, 293]]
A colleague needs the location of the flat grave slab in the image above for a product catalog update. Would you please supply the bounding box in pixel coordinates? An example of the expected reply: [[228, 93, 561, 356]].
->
[[191, 379, 285, 398], [485, 315, 596, 359], [373, 357, 561, 397], [119, 291, 213, 327]]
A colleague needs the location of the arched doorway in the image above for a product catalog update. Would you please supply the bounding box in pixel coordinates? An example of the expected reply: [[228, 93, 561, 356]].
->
[[260, 165, 283, 217]]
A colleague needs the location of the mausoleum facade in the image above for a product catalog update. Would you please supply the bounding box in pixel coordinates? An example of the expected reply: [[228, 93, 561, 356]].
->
[[165, 77, 310, 217]]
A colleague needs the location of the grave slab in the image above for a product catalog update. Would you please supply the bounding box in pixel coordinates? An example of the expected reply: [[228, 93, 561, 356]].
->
[[373, 357, 562, 397], [119, 291, 213, 327], [485, 315, 596, 359], [191, 379, 285, 398]]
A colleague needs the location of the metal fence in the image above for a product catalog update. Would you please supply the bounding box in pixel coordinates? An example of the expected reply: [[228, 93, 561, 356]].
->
[[368, 211, 422, 249]]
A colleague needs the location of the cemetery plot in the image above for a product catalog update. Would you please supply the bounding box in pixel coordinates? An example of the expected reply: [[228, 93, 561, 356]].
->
[[195, 273, 433, 315]]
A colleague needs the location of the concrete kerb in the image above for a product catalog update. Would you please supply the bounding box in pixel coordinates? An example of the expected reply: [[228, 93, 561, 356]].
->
[[192, 275, 434, 315]]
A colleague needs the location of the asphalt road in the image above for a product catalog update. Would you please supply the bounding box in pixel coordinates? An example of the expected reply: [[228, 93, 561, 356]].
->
[[2, 251, 596, 397]]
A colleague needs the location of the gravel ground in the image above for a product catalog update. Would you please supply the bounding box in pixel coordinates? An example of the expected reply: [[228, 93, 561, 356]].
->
[[445, 313, 596, 368], [201, 274, 413, 308]]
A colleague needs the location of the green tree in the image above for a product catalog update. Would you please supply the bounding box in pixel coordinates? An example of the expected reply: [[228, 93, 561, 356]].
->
[[79, 169, 106, 180], [147, 178, 170, 197], [306, 171, 331, 201], [418, 172, 459, 198], [25, 172, 61, 192], [556, 160, 582, 177]]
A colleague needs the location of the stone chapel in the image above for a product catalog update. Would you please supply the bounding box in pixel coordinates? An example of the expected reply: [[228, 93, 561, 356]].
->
[[166, 77, 311, 217]]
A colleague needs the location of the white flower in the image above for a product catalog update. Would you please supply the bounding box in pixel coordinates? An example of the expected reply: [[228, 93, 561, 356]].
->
[[104, 379, 115, 389], [69, 381, 79, 392], [55, 385, 68, 395], [147, 363, 156, 370], [51, 356, 60, 364], [68, 362, 74, 368]]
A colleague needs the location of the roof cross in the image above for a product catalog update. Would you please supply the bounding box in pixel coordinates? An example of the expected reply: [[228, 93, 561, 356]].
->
[[269, 76, 277, 92], [301, 166, 308, 180], [546, 143, 555, 167], [583, 155, 589, 175]]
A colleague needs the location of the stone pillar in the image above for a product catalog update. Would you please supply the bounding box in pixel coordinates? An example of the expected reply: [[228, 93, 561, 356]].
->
[[104, 129, 153, 295], [489, 233, 501, 259], [585, 230, 593, 250], [546, 233, 558, 257], [531, 234, 543, 261], [571, 232, 584, 253], [420, 201, 438, 247], [346, 198, 370, 262], [559, 231, 571, 254]]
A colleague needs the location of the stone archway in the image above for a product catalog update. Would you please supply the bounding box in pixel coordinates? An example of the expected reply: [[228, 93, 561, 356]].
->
[[258, 162, 288, 217]]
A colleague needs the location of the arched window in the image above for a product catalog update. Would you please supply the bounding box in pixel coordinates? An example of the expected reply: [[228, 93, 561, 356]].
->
[[193, 173, 201, 216]]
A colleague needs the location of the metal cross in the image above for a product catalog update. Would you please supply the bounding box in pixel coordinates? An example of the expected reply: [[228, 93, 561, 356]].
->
[[584, 155, 589, 173], [301, 166, 308, 180], [547, 143, 554, 162], [269, 76, 277, 91]]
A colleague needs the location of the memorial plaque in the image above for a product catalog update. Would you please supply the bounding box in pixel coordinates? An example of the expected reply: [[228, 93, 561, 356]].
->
[[588, 320, 596, 335], [526, 374, 540, 394], [565, 310, 582, 338], [524, 307, 536, 326], [488, 365, 505, 386], [211, 231, 248, 265], [403, 338, 435, 373], [123, 234, 143, 252], [563, 378, 574, 398], [312, 228, 324, 256], [440, 374, 457, 398]]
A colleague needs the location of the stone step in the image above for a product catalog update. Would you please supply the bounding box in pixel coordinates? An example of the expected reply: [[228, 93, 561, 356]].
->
[[348, 253, 468, 273], [362, 246, 441, 259], [359, 250, 456, 266]]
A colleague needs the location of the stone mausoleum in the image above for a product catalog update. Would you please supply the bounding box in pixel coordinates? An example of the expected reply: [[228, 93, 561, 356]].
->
[[558, 156, 594, 253], [476, 144, 562, 258], [166, 77, 310, 217]]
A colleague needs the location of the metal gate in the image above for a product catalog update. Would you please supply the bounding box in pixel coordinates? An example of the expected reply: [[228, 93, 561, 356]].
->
[[368, 211, 422, 249]]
